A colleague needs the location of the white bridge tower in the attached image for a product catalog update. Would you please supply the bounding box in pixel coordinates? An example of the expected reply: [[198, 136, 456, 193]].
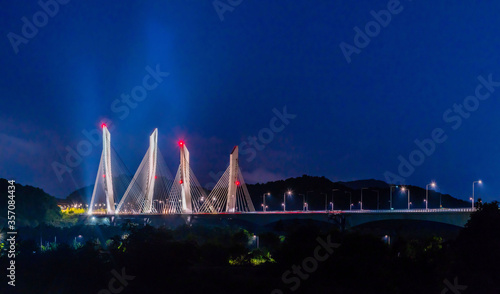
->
[[89, 125, 115, 214]]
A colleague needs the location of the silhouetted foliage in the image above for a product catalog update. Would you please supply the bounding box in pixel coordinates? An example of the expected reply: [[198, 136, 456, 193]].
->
[[3, 202, 500, 293], [0, 179, 62, 226], [451, 201, 500, 292]]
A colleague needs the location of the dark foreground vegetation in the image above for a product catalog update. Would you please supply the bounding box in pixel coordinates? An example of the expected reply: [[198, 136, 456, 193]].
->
[[1, 202, 499, 293]]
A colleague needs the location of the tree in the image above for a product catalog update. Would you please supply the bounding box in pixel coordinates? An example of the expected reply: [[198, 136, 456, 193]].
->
[[452, 201, 500, 291]]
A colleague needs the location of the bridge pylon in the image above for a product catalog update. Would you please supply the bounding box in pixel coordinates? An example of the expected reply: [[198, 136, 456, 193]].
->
[[180, 141, 192, 213], [143, 129, 158, 213], [116, 128, 174, 214], [201, 146, 255, 213], [89, 125, 131, 214], [167, 141, 207, 214], [226, 146, 239, 213]]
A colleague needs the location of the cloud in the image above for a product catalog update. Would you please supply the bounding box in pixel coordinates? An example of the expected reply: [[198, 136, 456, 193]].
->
[[0, 119, 67, 197]]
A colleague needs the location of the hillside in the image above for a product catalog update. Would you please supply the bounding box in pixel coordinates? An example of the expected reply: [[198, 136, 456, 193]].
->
[[247, 175, 470, 211], [338, 179, 389, 190], [0, 178, 62, 227]]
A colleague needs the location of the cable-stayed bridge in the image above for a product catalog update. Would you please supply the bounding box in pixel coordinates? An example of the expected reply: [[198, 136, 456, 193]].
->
[[87, 126, 474, 228], [89, 126, 254, 215]]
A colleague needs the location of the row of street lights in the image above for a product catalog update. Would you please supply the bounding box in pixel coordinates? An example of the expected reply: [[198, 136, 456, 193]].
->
[[260, 180, 482, 212]]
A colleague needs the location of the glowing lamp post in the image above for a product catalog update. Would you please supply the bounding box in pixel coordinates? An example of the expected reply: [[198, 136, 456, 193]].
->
[[389, 185, 398, 210], [425, 182, 436, 210], [401, 187, 411, 210], [283, 191, 292, 212], [472, 180, 482, 210], [262, 193, 270, 212]]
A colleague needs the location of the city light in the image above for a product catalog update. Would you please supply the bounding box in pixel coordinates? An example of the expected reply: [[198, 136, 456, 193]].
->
[[472, 180, 482, 210], [426, 182, 436, 210]]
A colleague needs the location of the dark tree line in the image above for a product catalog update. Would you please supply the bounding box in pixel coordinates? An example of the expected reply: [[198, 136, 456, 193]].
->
[[1, 202, 499, 293]]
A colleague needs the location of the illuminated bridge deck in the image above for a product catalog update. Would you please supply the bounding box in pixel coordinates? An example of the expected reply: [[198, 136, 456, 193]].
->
[[84, 208, 474, 229]]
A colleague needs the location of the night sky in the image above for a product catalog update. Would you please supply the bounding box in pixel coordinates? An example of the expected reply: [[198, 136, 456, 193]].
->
[[1, 1, 499, 203]]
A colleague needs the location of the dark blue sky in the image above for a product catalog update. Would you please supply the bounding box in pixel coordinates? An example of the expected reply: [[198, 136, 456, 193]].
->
[[1, 1, 499, 203]]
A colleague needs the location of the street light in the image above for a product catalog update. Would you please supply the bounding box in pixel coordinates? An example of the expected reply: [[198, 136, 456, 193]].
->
[[389, 185, 398, 210], [262, 193, 270, 212], [425, 182, 436, 210], [472, 180, 482, 210], [283, 190, 292, 211], [361, 188, 368, 210], [345, 191, 352, 210], [253, 235, 259, 249], [306, 191, 313, 212], [384, 235, 391, 246], [401, 186, 411, 210], [372, 190, 380, 210], [74, 235, 83, 247]]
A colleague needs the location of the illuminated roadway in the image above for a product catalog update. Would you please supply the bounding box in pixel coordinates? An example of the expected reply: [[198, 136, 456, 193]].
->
[[85, 208, 474, 229]]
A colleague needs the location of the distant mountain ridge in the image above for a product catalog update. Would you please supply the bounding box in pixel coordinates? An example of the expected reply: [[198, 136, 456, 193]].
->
[[246, 175, 469, 211], [337, 179, 390, 190]]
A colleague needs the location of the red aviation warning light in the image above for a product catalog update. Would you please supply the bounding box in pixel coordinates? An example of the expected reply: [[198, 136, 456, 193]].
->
[[155, 176, 157, 179], [179, 179, 183, 184], [178, 140, 185, 147], [235, 180, 240, 186], [101, 123, 107, 129], [102, 174, 106, 178]]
